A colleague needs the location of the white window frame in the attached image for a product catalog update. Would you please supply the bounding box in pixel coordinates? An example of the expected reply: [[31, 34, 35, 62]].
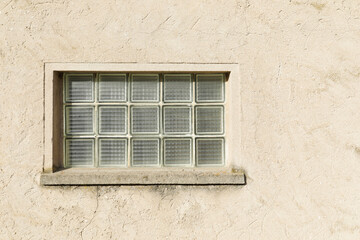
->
[[41, 63, 244, 185]]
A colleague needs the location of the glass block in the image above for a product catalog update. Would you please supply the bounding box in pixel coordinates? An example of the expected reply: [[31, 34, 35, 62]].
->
[[131, 74, 159, 102], [163, 106, 191, 134], [131, 138, 160, 166], [66, 107, 94, 135], [99, 106, 127, 134], [65, 139, 94, 166], [99, 138, 127, 166], [65, 74, 94, 102], [195, 106, 223, 134], [196, 74, 224, 102], [131, 106, 159, 134], [196, 138, 224, 166], [99, 74, 127, 102], [164, 138, 192, 166], [164, 74, 192, 102]]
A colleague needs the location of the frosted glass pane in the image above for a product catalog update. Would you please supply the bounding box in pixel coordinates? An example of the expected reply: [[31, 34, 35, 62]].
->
[[163, 106, 191, 134], [164, 138, 192, 166], [99, 74, 127, 102], [131, 74, 159, 102], [195, 106, 223, 134], [196, 138, 224, 166], [99, 139, 127, 166], [99, 106, 127, 134], [131, 107, 159, 134], [164, 74, 192, 102], [132, 139, 160, 166], [66, 74, 94, 102], [196, 74, 224, 102], [66, 107, 94, 134], [66, 139, 94, 166]]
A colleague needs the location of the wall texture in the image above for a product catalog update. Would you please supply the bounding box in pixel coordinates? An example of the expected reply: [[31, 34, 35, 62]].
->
[[1, 0, 360, 239]]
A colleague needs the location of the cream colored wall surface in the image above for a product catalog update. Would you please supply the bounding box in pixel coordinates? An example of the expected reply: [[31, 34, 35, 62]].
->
[[1, 0, 360, 239]]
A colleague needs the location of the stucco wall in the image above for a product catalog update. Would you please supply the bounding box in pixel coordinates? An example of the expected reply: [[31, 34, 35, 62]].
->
[[1, 0, 360, 239]]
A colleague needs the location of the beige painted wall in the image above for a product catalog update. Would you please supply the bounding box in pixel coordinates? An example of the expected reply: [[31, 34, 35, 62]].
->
[[1, 0, 360, 239]]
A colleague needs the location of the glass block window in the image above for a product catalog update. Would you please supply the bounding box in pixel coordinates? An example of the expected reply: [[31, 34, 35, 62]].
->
[[195, 106, 224, 134], [63, 73, 225, 168], [99, 138, 127, 166], [196, 74, 224, 102], [131, 106, 160, 134], [131, 74, 159, 102], [65, 139, 94, 167], [65, 106, 94, 135], [99, 74, 127, 102], [164, 138, 192, 166], [163, 106, 191, 134], [65, 74, 94, 102], [196, 138, 224, 166], [131, 138, 160, 166], [164, 74, 192, 102], [99, 106, 127, 134]]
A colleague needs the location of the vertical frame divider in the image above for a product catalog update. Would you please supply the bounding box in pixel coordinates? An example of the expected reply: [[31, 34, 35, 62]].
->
[[192, 73, 196, 167], [94, 73, 99, 167], [127, 73, 131, 167], [159, 73, 163, 167]]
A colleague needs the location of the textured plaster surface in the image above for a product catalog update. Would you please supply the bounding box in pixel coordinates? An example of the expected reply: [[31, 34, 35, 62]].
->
[[1, 0, 360, 239]]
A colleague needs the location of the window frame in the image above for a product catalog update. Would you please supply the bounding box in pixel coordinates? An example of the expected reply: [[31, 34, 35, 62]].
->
[[41, 63, 245, 185]]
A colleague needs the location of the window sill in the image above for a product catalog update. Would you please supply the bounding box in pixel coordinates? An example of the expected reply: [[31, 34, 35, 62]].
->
[[40, 168, 246, 186]]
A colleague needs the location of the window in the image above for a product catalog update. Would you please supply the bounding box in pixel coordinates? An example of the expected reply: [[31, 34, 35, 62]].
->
[[41, 63, 244, 185], [63, 73, 225, 168]]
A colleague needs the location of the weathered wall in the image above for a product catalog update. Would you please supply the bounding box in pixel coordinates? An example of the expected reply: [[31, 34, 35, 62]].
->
[[1, 0, 360, 239]]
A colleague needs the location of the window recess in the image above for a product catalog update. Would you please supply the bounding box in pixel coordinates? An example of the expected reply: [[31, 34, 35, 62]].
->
[[41, 63, 245, 185]]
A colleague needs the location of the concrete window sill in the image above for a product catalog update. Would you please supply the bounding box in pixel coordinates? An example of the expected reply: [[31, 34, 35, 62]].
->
[[40, 168, 246, 186]]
